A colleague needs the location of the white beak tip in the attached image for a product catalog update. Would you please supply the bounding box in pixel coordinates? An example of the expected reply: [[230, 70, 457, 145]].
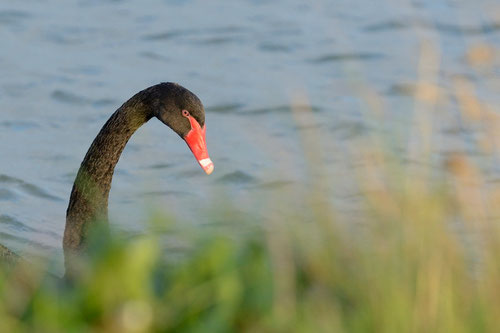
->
[[199, 158, 214, 175], [205, 164, 214, 175]]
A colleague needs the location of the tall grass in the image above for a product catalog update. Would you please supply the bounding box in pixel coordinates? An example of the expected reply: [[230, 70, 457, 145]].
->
[[1, 166, 499, 332], [1, 42, 499, 332]]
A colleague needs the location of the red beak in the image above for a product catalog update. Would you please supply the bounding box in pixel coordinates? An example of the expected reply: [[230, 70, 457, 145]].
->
[[183, 115, 214, 175]]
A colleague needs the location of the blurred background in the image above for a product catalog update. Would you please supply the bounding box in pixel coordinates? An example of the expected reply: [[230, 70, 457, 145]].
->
[[0, 0, 499, 269]]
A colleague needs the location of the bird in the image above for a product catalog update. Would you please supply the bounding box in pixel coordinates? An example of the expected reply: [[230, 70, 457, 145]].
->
[[1, 82, 213, 276]]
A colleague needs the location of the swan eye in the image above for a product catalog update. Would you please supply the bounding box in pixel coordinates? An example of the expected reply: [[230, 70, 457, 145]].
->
[[182, 110, 190, 118]]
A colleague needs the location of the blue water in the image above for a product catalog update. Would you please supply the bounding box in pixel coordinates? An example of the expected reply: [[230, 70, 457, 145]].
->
[[1, 0, 499, 268]]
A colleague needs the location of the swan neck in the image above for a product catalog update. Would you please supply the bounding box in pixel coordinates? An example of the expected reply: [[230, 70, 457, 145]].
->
[[64, 97, 152, 257]]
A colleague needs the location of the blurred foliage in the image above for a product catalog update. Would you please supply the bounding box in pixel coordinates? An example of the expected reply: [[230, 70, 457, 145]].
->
[[1, 162, 499, 333]]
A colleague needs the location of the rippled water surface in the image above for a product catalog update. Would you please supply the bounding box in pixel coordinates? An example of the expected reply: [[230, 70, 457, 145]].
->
[[1, 0, 499, 267]]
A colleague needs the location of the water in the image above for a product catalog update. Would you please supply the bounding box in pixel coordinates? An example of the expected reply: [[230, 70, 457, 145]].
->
[[1, 0, 499, 266]]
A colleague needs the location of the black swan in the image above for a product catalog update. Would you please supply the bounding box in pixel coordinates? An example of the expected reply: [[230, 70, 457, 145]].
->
[[1, 82, 213, 275]]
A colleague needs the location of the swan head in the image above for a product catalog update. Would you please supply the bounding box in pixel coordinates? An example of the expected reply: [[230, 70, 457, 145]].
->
[[152, 82, 214, 175]]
